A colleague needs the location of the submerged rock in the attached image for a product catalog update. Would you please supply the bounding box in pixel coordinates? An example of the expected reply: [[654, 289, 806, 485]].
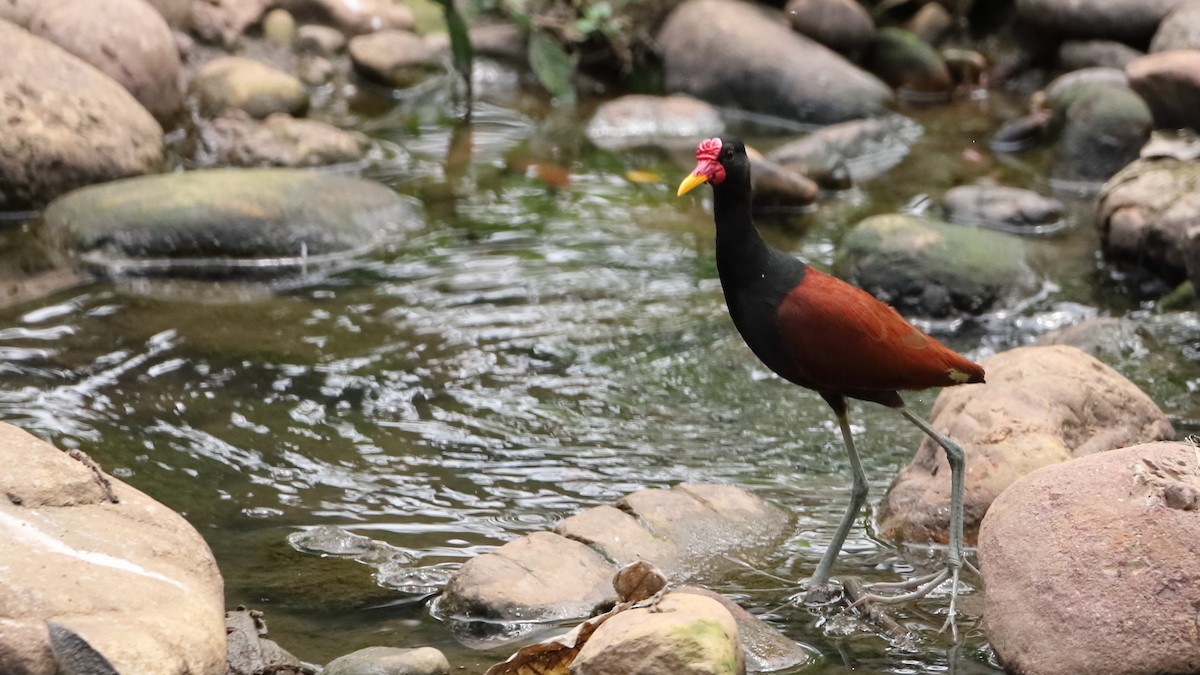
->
[[1097, 157, 1200, 284], [29, 0, 183, 120], [226, 608, 308, 675], [941, 184, 1066, 234], [39, 169, 423, 278], [324, 646, 450, 675], [658, 0, 891, 125], [834, 214, 1036, 317], [766, 115, 923, 185], [571, 592, 745, 675], [439, 484, 792, 636], [980, 441, 1200, 675], [585, 94, 724, 151], [0, 422, 225, 674], [0, 20, 163, 208], [195, 110, 369, 168], [878, 345, 1176, 544]]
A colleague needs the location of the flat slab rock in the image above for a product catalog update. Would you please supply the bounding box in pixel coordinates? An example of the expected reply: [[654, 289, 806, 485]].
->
[[38, 168, 423, 278], [980, 441, 1200, 675], [0, 422, 226, 675], [440, 484, 793, 626]]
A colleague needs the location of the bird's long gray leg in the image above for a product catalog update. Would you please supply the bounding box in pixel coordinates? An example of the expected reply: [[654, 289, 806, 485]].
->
[[899, 406, 966, 635], [805, 398, 868, 604]]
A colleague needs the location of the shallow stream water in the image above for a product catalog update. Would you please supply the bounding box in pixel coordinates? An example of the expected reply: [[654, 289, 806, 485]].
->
[[1, 78, 1198, 674]]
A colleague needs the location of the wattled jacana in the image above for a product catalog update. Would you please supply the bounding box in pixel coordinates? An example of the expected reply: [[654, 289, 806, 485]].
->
[[677, 136, 984, 630]]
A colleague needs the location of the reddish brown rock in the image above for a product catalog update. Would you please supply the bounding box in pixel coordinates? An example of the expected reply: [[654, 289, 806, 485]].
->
[[878, 345, 1175, 544], [980, 441, 1200, 675], [1126, 49, 1200, 130]]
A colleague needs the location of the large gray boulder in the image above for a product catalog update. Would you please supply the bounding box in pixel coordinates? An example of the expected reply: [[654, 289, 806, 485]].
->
[[39, 169, 422, 277], [29, 0, 183, 119], [0, 423, 226, 674], [980, 441, 1200, 675], [0, 20, 163, 208], [878, 345, 1176, 544], [658, 0, 891, 124]]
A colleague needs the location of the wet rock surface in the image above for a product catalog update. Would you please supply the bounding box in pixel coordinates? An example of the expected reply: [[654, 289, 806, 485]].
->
[[585, 95, 724, 151], [766, 114, 922, 185], [323, 646, 451, 675], [1150, 2, 1200, 52], [226, 608, 309, 675], [980, 441, 1200, 675], [0, 422, 225, 674], [439, 484, 792, 628], [38, 169, 423, 277], [658, 0, 891, 124], [571, 592, 745, 675], [1058, 40, 1143, 70], [0, 20, 163, 208], [862, 28, 951, 96], [194, 110, 370, 168], [834, 213, 1037, 316], [941, 184, 1065, 234], [878, 345, 1176, 544]]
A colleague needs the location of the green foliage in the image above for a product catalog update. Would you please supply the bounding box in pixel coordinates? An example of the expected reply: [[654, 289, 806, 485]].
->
[[529, 32, 577, 100]]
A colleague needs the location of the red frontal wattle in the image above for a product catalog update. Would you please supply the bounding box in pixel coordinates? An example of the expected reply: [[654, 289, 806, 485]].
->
[[694, 137, 726, 185]]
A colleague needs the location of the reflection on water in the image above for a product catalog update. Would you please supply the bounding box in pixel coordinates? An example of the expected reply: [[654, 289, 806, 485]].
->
[[0, 89, 1197, 675]]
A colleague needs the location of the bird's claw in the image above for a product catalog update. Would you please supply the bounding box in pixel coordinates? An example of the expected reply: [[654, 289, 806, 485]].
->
[[800, 582, 841, 606]]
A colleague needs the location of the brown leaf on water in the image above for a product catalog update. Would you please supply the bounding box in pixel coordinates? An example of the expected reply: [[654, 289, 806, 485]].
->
[[484, 602, 631, 675]]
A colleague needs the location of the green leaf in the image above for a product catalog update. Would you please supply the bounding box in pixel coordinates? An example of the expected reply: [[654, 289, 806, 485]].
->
[[528, 32, 576, 100]]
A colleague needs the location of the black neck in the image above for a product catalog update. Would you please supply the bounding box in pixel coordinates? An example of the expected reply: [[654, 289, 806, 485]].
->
[[713, 182, 773, 288]]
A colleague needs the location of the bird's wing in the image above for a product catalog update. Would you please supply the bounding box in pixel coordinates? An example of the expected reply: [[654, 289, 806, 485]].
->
[[775, 268, 983, 392]]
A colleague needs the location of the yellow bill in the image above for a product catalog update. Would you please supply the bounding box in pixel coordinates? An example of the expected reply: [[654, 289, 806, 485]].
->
[[676, 172, 708, 196]]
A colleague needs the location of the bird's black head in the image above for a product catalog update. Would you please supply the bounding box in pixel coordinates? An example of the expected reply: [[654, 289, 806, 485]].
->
[[677, 136, 750, 196]]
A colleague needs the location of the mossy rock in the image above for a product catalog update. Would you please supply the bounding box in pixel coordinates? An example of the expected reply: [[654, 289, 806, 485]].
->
[[862, 27, 951, 94], [834, 214, 1037, 317]]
